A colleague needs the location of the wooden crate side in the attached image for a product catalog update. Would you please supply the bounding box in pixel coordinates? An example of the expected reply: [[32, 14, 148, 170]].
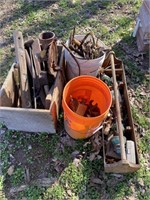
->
[[104, 160, 140, 173], [0, 64, 15, 107], [121, 65, 140, 165], [49, 49, 65, 130], [0, 107, 55, 133]]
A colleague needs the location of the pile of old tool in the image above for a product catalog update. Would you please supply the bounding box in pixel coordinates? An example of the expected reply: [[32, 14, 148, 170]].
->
[[69, 96, 100, 117], [65, 28, 105, 59], [13, 30, 60, 109]]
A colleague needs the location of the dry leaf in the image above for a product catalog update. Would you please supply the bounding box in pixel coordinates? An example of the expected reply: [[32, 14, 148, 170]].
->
[[91, 177, 103, 185], [9, 185, 27, 195], [90, 132, 102, 152], [138, 178, 144, 187], [83, 141, 91, 147], [102, 123, 111, 135], [89, 153, 96, 161], [73, 158, 82, 167], [21, 197, 27, 200], [7, 165, 15, 176], [140, 91, 147, 96], [110, 174, 124, 178], [60, 134, 76, 147], [71, 151, 80, 159], [97, 155, 102, 160], [89, 151, 100, 161], [24, 166, 30, 183], [53, 160, 64, 173], [67, 189, 72, 196], [33, 178, 57, 187]]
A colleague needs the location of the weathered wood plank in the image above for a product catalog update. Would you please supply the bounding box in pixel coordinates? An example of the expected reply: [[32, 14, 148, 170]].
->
[[104, 160, 140, 173], [0, 64, 15, 107], [13, 30, 32, 108], [48, 39, 57, 77], [32, 39, 42, 76], [49, 48, 65, 129], [45, 85, 54, 110], [0, 107, 56, 133]]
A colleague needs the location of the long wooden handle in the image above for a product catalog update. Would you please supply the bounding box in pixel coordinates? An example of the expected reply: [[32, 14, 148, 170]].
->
[[110, 52, 126, 160]]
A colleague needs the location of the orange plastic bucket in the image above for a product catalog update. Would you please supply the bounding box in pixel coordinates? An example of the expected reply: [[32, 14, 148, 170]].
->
[[62, 75, 112, 139]]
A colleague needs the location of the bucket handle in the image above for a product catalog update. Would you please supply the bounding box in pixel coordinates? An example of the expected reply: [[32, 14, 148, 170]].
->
[[87, 125, 103, 137], [62, 43, 81, 76], [93, 125, 103, 134]]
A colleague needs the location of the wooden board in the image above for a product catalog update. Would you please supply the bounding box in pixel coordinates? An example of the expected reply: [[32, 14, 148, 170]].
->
[[13, 31, 32, 108], [104, 159, 140, 173], [45, 85, 54, 109], [0, 64, 15, 107], [32, 39, 42, 76], [0, 107, 55, 133], [49, 48, 65, 129]]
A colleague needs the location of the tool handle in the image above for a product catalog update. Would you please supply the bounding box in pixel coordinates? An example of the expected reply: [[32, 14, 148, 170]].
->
[[110, 52, 126, 161]]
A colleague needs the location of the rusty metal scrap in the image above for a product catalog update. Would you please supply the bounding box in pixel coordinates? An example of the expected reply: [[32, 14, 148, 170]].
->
[[69, 96, 100, 117], [68, 28, 107, 60]]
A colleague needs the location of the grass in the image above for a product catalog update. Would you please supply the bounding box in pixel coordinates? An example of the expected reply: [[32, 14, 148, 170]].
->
[[132, 107, 149, 129], [0, 0, 149, 199], [10, 166, 25, 186], [0, 128, 150, 199]]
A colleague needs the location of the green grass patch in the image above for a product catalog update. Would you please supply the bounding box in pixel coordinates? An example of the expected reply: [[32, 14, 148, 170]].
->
[[138, 131, 150, 154], [107, 181, 132, 200], [132, 107, 149, 129], [19, 186, 45, 200], [143, 98, 150, 113], [60, 163, 88, 194], [0, 176, 7, 200], [9, 166, 25, 186], [43, 183, 66, 200]]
